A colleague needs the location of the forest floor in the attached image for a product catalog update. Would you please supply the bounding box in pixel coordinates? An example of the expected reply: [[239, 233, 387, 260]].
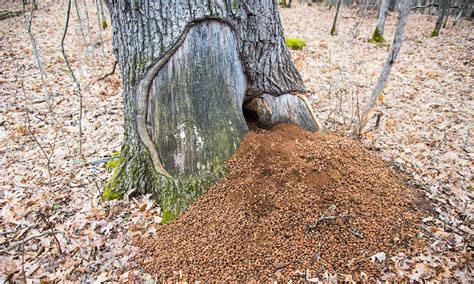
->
[[0, 1, 472, 282]]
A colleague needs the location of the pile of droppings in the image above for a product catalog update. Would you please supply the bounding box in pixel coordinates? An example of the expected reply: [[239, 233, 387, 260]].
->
[[136, 124, 430, 281]]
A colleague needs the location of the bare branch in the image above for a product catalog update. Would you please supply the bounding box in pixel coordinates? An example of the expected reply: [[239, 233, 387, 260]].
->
[[0, 231, 61, 254], [61, 0, 84, 157], [98, 60, 118, 80]]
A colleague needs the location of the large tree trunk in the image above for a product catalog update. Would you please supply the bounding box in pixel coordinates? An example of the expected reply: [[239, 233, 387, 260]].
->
[[105, 0, 320, 216], [372, 0, 390, 42]]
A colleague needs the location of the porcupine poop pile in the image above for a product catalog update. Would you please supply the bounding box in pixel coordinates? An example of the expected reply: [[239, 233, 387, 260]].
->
[[136, 124, 430, 281]]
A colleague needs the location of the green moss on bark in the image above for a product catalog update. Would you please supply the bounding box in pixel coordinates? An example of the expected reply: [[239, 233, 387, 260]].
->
[[431, 29, 439, 37], [371, 28, 385, 43], [158, 163, 228, 223], [103, 150, 126, 201], [105, 150, 122, 171], [102, 145, 153, 201], [330, 25, 337, 36], [161, 210, 175, 224], [102, 186, 124, 200], [103, 143, 228, 221]]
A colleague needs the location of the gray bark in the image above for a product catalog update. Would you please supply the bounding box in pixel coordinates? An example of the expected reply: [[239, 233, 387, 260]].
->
[[375, 0, 390, 38], [389, 0, 400, 11], [106, 0, 319, 214], [146, 22, 247, 177], [330, 0, 342, 35], [454, 0, 468, 25], [359, 0, 411, 132], [432, 0, 449, 36]]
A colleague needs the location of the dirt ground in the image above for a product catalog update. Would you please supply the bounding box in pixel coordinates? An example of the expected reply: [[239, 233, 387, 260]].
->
[[0, 1, 472, 282]]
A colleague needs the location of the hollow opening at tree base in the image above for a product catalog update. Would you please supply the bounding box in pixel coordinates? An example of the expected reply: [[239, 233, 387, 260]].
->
[[136, 124, 433, 281], [242, 102, 263, 131]]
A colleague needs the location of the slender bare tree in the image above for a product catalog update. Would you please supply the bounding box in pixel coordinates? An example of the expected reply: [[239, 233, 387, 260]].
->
[[454, 0, 468, 25], [359, 0, 411, 133], [331, 0, 343, 35]]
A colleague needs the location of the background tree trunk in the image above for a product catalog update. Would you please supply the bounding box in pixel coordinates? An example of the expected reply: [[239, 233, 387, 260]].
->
[[330, 0, 342, 35], [389, 0, 400, 11], [372, 0, 390, 42], [431, 0, 449, 36], [106, 0, 319, 216], [454, 0, 467, 25]]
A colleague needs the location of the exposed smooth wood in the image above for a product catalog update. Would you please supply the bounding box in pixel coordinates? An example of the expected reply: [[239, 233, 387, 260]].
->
[[245, 94, 321, 131], [146, 21, 248, 177]]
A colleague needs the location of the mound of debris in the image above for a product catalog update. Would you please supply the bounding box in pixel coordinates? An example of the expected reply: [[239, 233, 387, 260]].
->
[[136, 124, 430, 281]]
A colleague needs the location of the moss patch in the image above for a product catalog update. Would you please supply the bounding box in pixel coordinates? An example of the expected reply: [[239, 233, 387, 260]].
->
[[431, 30, 439, 37], [285, 37, 307, 50], [161, 210, 175, 224], [102, 150, 126, 201], [102, 186, 124, 200], [232, 0, 238, 9], [101, 19, 108, 30], [102, 145, 229, 220], [330, 25, 337, 36], [105, 151, 122, 171], [371, 28, 385, 43], [157, 165, 228, 221]]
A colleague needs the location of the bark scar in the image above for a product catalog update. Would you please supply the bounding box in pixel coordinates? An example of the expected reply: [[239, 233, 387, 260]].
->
[[134, 25, 196, 179], [135, 18, 239, 179], [295, 94, 323, 131]]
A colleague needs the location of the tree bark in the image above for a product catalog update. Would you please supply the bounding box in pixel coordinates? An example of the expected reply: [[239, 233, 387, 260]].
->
[[389, 0, 400, 11], [372, 0, 390, 42], [431, 0, 449, 36], [454, 0, 467, 25], [106, 0, 320, 216], [330, 0, 342, 35]]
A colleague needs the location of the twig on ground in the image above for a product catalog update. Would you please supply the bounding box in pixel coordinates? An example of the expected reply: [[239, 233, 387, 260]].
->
[[98, 60, 118, 80], [1, 225, 35, 236], [39, 213, 63, 254], [21, 240, 26, 282], [0, 230, 61, 253], [305, 205, 364, 259]]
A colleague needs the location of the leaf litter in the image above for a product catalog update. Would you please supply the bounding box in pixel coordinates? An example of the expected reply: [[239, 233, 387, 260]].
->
[[0, 1, 472, 282]]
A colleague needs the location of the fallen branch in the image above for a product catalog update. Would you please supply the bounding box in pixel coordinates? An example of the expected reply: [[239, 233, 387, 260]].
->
[[72, 156, 118, 166], [0, 225, 35, 236], [411, 3, 459, 10], [0, 230, 61, 253], [305, 205, 364, 260], [0, 10, 22, 20], [98, 60, 118, 80], [410, 3, 438, 10]]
